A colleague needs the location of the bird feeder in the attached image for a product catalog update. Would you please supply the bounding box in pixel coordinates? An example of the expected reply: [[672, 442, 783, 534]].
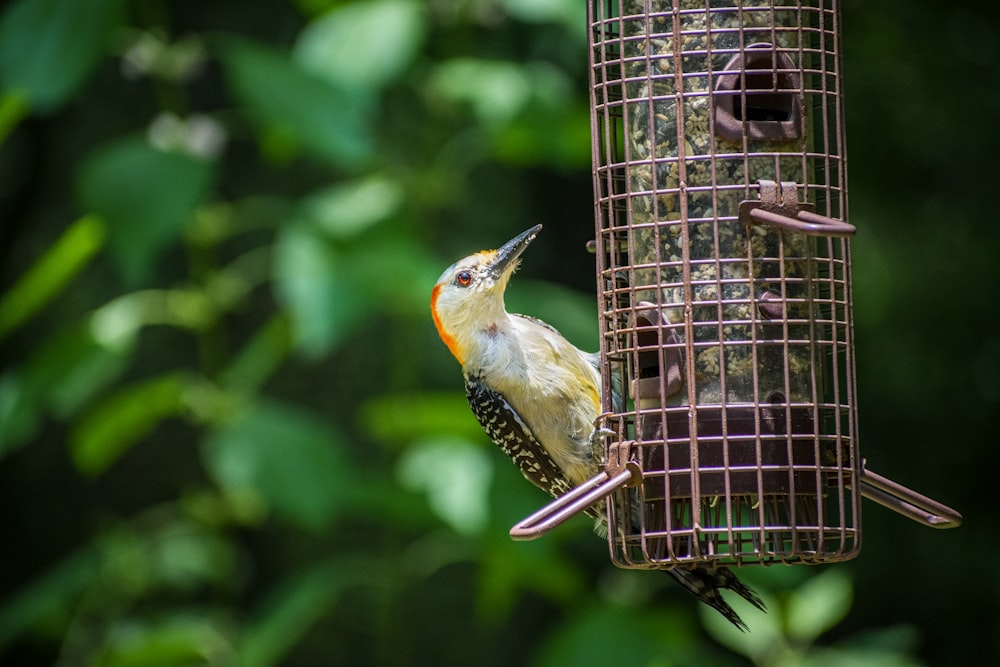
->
[[509, 0, 961, 570]]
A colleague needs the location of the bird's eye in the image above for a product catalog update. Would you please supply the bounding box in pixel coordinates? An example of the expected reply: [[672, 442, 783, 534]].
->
[[455, 271, 472, 287]]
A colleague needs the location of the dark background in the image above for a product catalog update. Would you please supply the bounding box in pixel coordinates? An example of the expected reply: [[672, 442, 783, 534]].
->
[[0, 1, 993, 665]]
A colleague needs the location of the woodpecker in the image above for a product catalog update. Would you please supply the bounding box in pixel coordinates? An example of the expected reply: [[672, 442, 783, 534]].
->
[[430, 224, 765, 631]]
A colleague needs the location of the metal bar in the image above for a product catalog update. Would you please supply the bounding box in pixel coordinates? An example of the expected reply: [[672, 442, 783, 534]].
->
[[748, 206, 856, 237], [509, 468, 636, 541], [857, 468, 963, 529], [589, 1, 868, 568]]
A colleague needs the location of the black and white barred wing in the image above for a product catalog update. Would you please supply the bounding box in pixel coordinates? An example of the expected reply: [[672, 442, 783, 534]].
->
[[464, 374, 574, 500]]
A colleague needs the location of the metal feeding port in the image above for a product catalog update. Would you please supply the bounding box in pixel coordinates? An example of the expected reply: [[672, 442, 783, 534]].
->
[[509, 0, 961, 569]]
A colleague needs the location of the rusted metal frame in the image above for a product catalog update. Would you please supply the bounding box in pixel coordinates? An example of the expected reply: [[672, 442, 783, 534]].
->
[[616, 0, 646, 566], [793, 6, 820, 560], [662, 0, 698, 564], [856, 468, 963, 529], [701, 0, 740, 562], [817, 1, 856, 557], [593, 0, 630, 562], [509, 443, 643, 540], [523, 0, 958, 568], [830, 0, 863, 557], [729, 2, 773, 557], [748, 207, 855, 236], [591, 0, 618, 442], [774, 181, 803, 559]]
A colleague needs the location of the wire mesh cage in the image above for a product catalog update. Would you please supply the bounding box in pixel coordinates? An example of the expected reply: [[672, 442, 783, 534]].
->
[[509, 0, 959, 571], [590, 0, 858, 568]]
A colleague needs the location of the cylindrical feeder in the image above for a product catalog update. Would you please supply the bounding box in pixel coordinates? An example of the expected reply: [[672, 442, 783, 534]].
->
[[509, 0, 960, 571], [593, 0, 858, 568]]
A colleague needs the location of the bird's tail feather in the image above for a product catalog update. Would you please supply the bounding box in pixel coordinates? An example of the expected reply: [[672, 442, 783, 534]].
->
[[667, 564, 765, 632]]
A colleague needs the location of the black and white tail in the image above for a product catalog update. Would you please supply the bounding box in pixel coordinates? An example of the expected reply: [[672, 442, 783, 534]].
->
[[667, 563, 766, 632]]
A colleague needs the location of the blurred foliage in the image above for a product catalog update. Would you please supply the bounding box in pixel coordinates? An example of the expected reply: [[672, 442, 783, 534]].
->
[[0, 0, 995, 665]]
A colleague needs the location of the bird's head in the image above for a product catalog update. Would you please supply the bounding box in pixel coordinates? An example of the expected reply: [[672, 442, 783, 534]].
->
[[431, 224, 542, 365]]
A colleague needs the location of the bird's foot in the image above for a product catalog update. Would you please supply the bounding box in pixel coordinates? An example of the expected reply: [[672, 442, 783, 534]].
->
[[590, 412, 616, 447]]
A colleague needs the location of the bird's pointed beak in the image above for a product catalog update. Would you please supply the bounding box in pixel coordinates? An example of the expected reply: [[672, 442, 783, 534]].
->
[[488, 224, 542, 280]]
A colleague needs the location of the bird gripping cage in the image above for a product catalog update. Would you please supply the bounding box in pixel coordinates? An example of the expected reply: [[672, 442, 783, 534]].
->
[[509, 0, 961, 569]]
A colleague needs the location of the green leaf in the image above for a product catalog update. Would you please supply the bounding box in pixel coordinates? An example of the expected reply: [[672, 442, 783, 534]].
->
[[292, 0, 341, 18], [219, 316, 292, 393], [428, 59, 575, 128], [186, 196, 295, 247], [312, 224, 442, 322], [218, 36, 372, 169], [300, 175, 403, 239], [396, 438, 492, 535], [495, 104, 591, 167], [0, 0, 123, 113], [502, 0, 585, 31], [87, 290, 218, 348], [0, 214, 105, 340], [535, 603, 700, 667], [0, 320, 134, 458], [70, 373, 188, 475], [203, 401, 356, 532], [95, 615, 233, 667], [0, 374, 39, 456], [273, 223, 368, 357], [77, 137, 215, 285], [786, 568, 854, 643], [293, 0, 426, 93], [149, 520, 238, 592], [240, 557, 376, 667], [798, 646, 924, 667], [0, 545, 99, 650], [0, 91, 28, 145], [341, 225, 440, 316], [358, 392, 483, 444], [475, 536, 585, 621], [429, 59, 535, 126]]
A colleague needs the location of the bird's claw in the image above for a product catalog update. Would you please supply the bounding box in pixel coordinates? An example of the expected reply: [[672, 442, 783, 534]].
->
[[590, 412, 616, 447], [593, 411, 614, 431]]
